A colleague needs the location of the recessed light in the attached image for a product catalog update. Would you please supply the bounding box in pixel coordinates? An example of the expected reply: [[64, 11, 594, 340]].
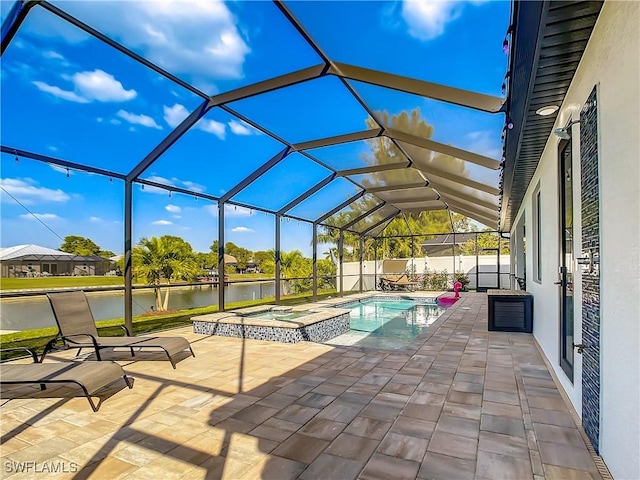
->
[[536, 105, 559, 116]]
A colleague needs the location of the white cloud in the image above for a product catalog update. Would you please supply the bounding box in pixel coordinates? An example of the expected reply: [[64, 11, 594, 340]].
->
[[181, 180, 205, 193], [228, 119, 252, 135], [43, 50, 64, 60], [197, 118, 226, 139], [227, 204, 253, 216], [117, 110, 162, 129], [19, 213, 60, 221], [165, 204, 181, 213], [110, 118, 122, 125], [163, 103, 227, 139], [204, 204, 219, 217], [32, 81, 89, 103], [24, 11, 87, 43], [205, 204, 252, 217], [0, 178, 70, 205], [152, 220, 173, 225], [89, 216, 121, 226], [33, 69, 136, 104], [231, 226, 254, 233], [173, 215, 182, 219], [2, 61, 36, 80], [140, 185, 169, 195], [140, 176, 205, 195], [465, 130, 501, 160], [72, 69, 136, 102], [204, 204, 257, 219], [147, 175, 173, 185], [49, 164, 73, 176], [402, 0, 467, 41], [163, 103, 189, 128], [47, 145, 59, 152], [41, 49, 71, 67], [43, 0, 250, 88]]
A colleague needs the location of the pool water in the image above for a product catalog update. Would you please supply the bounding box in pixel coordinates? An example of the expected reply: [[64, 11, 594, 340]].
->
[[327, 299, 446, 349], [244, 311, 307, 321]]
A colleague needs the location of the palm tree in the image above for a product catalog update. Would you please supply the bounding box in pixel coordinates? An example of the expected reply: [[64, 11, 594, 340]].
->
[[280, 250, 311, 295], [132, 236, 199, 311], [280, 249, 304, 274], [260, 249, 310, 295], [323, 249, 337, 264]]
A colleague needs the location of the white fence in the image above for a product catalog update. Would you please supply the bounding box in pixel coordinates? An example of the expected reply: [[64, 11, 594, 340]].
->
[[338, 256, 511, 291]]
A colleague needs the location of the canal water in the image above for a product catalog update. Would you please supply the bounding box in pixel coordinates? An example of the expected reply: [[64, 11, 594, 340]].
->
[[0, 282, 276, 332]]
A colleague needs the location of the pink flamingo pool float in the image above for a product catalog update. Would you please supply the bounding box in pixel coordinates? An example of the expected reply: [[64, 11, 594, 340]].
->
[[437, 281, 463, 307]]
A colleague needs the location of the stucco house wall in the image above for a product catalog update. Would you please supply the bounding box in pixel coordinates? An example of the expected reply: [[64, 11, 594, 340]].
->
[[510, 2, 639, 477]]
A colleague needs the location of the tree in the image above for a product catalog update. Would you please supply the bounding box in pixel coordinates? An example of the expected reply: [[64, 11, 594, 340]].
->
[[225, 242, 252, 271], [460, 230, 510, 255], [60, 235, 115, 259], [361, 109, 474, 257], [252, 250, 272, 268], [60, 235, 101, 256], [260, 250, 300, 294], [259, 249, 336, 295], [317, 258, 337, 291], [366, 109, 467, 178], [132, 235, 199, 311], [194, 251, 217, 273], [209, 240, 220, 268], [316, 107, 480, 260]]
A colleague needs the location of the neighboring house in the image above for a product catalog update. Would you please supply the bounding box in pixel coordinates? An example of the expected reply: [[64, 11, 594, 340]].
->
[[206, 254, 238, 276], [223, 254, 238, 269], [244, 261, 260, 274], [504, 2, 639, 479], [234, 260, 260, 274], [0, 244, 111, 277], [421, 233, 479, 257]]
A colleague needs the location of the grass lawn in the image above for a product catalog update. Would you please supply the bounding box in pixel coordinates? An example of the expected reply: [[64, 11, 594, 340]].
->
[[0, 276, 126, 291], [0, 274, 273, 291]]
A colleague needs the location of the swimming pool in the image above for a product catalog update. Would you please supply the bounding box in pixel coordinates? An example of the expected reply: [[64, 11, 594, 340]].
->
[[327, 298, 446, 349]]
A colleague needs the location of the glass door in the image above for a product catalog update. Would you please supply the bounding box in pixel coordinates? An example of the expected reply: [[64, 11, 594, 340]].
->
[[558, 139, 574, 380]]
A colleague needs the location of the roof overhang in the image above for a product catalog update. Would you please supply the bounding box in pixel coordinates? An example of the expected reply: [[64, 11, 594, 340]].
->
[[1, 254, 106, 262], [420, 232, 479, 255], [501, 0, 603, 231]]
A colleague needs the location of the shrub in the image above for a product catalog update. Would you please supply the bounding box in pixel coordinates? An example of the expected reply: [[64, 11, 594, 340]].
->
[[406, 262, 419, 281], [454, 272, 470, 290], [425, 269, 449, 290]]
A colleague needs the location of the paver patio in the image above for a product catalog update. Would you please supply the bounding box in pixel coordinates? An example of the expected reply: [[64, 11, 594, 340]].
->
[[0, 293, 603, 479]]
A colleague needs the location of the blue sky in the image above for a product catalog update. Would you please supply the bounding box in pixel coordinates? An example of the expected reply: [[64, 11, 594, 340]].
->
[[0, 0, 509, 256]]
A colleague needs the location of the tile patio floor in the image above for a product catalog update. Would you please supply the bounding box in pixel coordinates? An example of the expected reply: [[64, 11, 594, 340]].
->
[[0, 293, 603, 479]]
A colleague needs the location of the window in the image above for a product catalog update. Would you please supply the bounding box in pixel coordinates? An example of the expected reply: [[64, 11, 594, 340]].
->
[[532, 182, 542, 283]]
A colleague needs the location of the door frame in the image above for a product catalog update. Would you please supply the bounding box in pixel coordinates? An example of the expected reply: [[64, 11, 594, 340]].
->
[[476, 247, 500, 292], [557, 135, 575, 381]]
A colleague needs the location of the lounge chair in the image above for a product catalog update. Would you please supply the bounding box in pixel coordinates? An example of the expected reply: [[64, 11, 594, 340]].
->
[[45, 291, 195, 369], [378, 259, 420, 292], [384, 274, 420, 292], [0, 347, 133, 412]]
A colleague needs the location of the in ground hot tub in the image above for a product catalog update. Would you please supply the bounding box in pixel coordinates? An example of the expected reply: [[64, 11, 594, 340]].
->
[[192, 305, 351, 343]]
